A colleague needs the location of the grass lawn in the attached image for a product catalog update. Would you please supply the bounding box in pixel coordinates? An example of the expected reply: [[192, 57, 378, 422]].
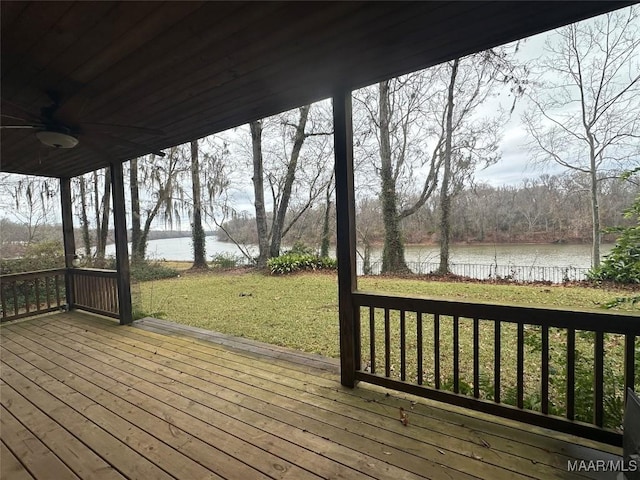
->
[[136, 269, 639, 428], [137, 270, 638, 357]]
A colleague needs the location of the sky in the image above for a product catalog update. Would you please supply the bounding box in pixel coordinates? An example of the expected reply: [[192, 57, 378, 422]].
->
[[471, 32, 555, 186]]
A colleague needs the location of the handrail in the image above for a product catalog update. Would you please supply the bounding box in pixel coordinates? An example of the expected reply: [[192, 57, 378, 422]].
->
[[0, 268, 67, 281], [352, 290, 639, 446], [1, 269, 67, 322], [354, 291, 639, 333], [69, 268, 118, 277]]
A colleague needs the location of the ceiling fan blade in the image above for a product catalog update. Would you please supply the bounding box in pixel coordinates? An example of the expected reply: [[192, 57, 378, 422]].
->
[[1, 100, 41, 124], [1, 113, 31, 122], [81, 122, 165, 136], [0, 125, 39, 129]]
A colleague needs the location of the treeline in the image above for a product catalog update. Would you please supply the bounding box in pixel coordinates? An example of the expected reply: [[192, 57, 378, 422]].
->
[[0, 217, 213, 259], [218, 173, 638, 248]]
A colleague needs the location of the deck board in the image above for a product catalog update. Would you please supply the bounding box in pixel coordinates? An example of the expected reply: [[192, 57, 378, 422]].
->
[[0, 312, 623, 480]]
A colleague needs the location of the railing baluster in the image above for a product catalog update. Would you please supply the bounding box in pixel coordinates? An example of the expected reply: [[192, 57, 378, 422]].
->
[[453, 316, 459, 394], [494, 320, 501, 403], [98, 276, 104, 311], [90, 274, 96, 308], [567, 328, 576, 420], [369, 307, 376, 374], [625, 334, 636, 397], [542, 325, 549, 414], [45, 276, 51, 308], [594, 331, 604, 427], [473, 318, 479, 398], [24, 280, 30, 313], [34, 278, 41, 311], [517, 323, 524, 409], [417, 312, 423, 385], [1, 283, 7, 319], [98, 275, 103, 309], [434, 314, 440, 389], [384, 308, 391, 377], [400, 310, 406, 381], [55, 274, 61, 306]]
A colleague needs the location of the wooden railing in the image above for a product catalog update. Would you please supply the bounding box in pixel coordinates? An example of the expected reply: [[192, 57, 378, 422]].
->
[[1, 269, 67, 322], [353, 291, 639, 446], [70, 268, 119, 319]]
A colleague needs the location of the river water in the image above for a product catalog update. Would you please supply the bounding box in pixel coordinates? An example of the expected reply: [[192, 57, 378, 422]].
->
[[107, 236, 609, 281]]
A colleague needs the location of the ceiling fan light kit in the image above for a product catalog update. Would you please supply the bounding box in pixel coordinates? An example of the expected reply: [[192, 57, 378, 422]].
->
[[35, 130, 79, 149]]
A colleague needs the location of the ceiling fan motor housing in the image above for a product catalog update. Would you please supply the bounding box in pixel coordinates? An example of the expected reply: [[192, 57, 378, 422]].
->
[[35, 129, 79, 149]]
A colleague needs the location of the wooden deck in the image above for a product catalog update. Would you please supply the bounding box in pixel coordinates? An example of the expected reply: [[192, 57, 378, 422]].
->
[[0, 312, 623, 480]]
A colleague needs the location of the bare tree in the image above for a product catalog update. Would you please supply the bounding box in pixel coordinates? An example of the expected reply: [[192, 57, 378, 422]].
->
[[436, 48, 518, 274], [93, 167, 111, 266], [129, 148, 188, 264], [75, 175, 92, 256], [250, 119, 271, 267], [2, 175, 58, 245], [356, 53, 509, 275], [249, 103, 333, 267], [355, 71, 444, 273], [190, 139, 207, 269], [523, 6, 640, 267]]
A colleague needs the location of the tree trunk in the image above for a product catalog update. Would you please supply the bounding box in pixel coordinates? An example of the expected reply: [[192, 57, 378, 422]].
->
[[379, 80, 408, 274], [95, 167, 111, 267], [250, 120, 270, 268], [130, 158, 143, 264], [588, 135, 601, 268], [320, 175, 333, 257], [190, 140, 208, 269], [438, 58, 459, 275], [270, 105, 310, 257], [79, 177, 92, 257]]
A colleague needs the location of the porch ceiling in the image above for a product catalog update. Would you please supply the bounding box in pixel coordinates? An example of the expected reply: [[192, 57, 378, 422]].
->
[[0, 1, 631, 178]]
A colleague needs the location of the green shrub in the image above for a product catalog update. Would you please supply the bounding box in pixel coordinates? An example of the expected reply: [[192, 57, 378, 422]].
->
[[0, 240, 65, 274], [285, 241, 315, 256], [130, 261, 179, 282], [268, 253, 337, 275], [210, 252, 242, 270], [588, 194, 640, 284]]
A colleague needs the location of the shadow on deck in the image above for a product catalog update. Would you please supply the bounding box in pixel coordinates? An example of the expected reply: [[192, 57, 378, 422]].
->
[[0, 312, 623, 480]]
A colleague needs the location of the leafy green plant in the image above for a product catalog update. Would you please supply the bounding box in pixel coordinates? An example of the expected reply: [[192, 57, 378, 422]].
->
[[268, 253, 337, 275], [0, 240, 65, 274], [210, 252, 242, 270], [588, 187, 639, 284], [129, 261, 179, 282], [285, 241, 316, 256]]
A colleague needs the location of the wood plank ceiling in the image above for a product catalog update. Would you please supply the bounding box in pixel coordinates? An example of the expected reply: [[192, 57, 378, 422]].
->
[[0, 1, 631, 178]]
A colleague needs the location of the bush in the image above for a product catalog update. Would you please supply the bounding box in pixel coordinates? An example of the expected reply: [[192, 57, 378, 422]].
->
[[210, 252, 242, 270], [130, 261, 179, 282], [285, 241, 315, 256], [588, 193, 640, 284], [268, 253, 337, 275], [0, 240, 65, 274]]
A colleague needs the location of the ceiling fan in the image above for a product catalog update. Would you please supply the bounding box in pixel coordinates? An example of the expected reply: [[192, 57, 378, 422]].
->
[[1, 91, 166, 156]]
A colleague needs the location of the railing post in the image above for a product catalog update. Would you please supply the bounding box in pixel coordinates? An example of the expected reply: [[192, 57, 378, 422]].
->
[[333, 88, 359, 387], [60, 177, 75, 310], [110, 162, 133, 325]]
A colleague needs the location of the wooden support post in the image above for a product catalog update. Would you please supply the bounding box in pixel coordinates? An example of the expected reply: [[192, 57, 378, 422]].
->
[[110, 162, 133, 324], [60, 177, 75, 310], [333, 89, 359, 387]]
